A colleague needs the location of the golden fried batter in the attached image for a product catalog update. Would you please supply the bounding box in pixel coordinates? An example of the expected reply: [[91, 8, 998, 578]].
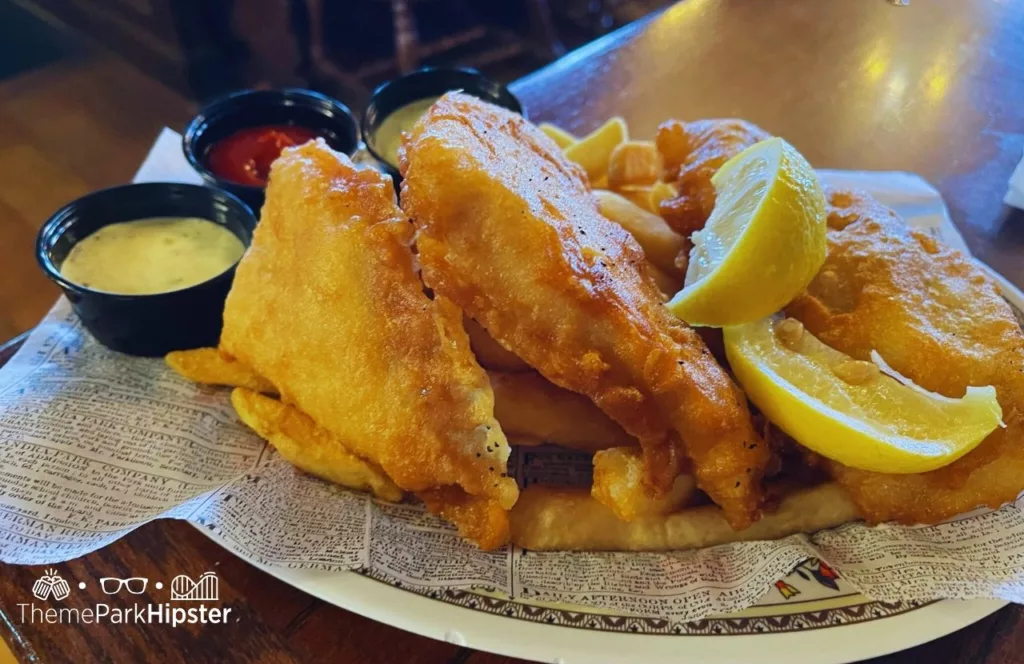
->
[[489, 370, 636, 451], [464, 316, 529, 372], [419, 486, 510, 551], [655, 118, 770, 237], [166, 347, 276, 394], [786, 188, 1024, 524], [220, 140, 517, 548], [591, 446, 696, 520], [401, 94, 767, 529], [231, 388, 403, 502]]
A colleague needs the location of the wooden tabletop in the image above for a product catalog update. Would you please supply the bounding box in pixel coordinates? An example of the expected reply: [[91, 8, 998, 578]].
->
[[3, 1, 1024, 662]]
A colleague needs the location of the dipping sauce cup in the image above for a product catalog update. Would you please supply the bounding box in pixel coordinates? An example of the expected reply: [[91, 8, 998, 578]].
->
[[362, 67, 524, 180], [183, 88, 359, 212], [36, 183, 257, 357]]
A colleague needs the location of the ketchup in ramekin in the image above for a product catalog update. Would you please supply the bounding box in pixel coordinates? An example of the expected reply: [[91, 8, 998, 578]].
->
[[183, 89, 359, 212], [206, 125, 318, 187]]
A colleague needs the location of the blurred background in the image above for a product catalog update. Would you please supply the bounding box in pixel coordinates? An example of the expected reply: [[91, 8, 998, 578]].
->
[[1, 0, 677, 108], [0, 0, 673, 340]]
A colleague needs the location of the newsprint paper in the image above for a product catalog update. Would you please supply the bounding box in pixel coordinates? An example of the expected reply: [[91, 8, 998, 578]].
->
[[0, 129, 1023, 620]]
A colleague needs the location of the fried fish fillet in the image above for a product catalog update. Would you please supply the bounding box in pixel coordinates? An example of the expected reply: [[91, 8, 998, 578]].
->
[[591, 446, 696, 520], [166, 348, 276, 394], [231, 388, 403, 502], [489, 370, 636, 451], [401, 94, 768, 529], [785, 188, 1024, 524], [220, 139, 517, 548], [655, 118, 770, 237]]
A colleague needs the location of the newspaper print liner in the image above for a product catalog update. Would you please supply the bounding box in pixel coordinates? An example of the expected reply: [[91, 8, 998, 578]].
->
[[339, 290, 1023, 637]]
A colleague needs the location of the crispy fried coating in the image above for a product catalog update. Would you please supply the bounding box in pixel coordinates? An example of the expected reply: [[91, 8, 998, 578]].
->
[[785, 188, 1024, 524], [231, 388, 403, 502], [591, 446, 695, 520], [489, 371, 636, 452], [464, 316, 529, 372], [419, 486, 510, 551], [401, 94, 767, 529], [166, 347, 276, 394], [655, 119, 770, 237], [220, 140, 517, 548]]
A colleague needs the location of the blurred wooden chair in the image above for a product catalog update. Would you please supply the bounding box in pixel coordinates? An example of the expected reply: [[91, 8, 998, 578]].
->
[[292, 0, 564, 96]]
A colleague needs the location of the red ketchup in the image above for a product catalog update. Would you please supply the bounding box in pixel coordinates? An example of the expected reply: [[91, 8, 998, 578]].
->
[[206, 125, 318, 186]]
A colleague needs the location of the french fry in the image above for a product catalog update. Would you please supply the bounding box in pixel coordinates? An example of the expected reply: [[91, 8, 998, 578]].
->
[[563, 117, 628, 182], [489, 371, 636, 452], [166, 348, 276, 394], [231, 388, 404, 502], [607, 141, 662, 189], [649, 180, 679, 211], [464, 316, 529, 372], [539, 122, 577, 149], [617, 181, 679, 215], [592, 447, 696, 520], [510, 482, 858, 551], [594, 189, 686, 276]]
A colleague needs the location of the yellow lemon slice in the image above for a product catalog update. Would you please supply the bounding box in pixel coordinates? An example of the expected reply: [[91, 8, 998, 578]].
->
[[667, 137, 827, 327], [723, 316, 1003, 474]]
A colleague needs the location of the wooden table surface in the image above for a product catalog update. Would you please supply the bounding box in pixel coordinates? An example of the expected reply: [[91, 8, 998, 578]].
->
[[3, 0, 1024, 662]]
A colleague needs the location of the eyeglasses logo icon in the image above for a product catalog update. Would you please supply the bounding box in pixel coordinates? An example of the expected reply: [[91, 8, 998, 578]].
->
[[31, 569, 71, 601], [170, 572, 219, 602], [99, 577, 149, 595]]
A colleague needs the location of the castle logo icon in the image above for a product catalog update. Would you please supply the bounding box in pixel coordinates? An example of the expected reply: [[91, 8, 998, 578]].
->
[[31, 569, 71, 601], [170, 572, 219, 602]]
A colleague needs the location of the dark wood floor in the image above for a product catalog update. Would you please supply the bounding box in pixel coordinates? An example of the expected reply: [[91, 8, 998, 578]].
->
[[0, 52, 194, 340]]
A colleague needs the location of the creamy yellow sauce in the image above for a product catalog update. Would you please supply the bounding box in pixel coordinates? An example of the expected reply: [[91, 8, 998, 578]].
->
[[60, 217, 246, 295], [374, 97, 439, 166]]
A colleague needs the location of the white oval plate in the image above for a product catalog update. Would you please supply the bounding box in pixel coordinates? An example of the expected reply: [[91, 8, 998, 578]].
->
[[201, 528, 1005, 664], [196, 172, 1015, 663]]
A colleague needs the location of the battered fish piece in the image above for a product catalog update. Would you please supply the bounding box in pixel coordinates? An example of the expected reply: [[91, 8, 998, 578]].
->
[[655, 118, 770, 237], [401, 94, 768, 529], [419, 486, 510, 550], [220, 140, 517, 548], [166, 348, 276, 394], [489, 370, 636, 451], [786, 188, 1024, 524], [231, 388, 403, 502]]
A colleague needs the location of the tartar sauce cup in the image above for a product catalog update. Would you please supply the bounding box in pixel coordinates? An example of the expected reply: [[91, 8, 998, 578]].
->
[[36, 183, 257, 357], [361, 66, 525, 181]]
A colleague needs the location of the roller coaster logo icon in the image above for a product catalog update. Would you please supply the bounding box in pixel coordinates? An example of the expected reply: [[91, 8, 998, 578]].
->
[[169, 572, 219, 602]]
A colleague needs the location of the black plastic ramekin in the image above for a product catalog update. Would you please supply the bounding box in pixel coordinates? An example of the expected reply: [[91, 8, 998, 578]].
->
[[36, 183, 257, 357], [182, 88, 359, 212], [361, 67, 524, 179]]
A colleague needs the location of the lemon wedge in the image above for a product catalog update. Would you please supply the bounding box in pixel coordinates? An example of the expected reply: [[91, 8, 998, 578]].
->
[[666, 137, 827, 327], [723, 316, 1003, 474]]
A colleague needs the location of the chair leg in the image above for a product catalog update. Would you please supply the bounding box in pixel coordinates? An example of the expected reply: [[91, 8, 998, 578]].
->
[[287, 0, 313, 79], [290, 0, 364, 95], [391, 0, 420, 73]]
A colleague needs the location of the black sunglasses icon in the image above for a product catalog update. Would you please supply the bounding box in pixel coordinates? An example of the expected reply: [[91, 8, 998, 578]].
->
[[99, 577, 148, 595]]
